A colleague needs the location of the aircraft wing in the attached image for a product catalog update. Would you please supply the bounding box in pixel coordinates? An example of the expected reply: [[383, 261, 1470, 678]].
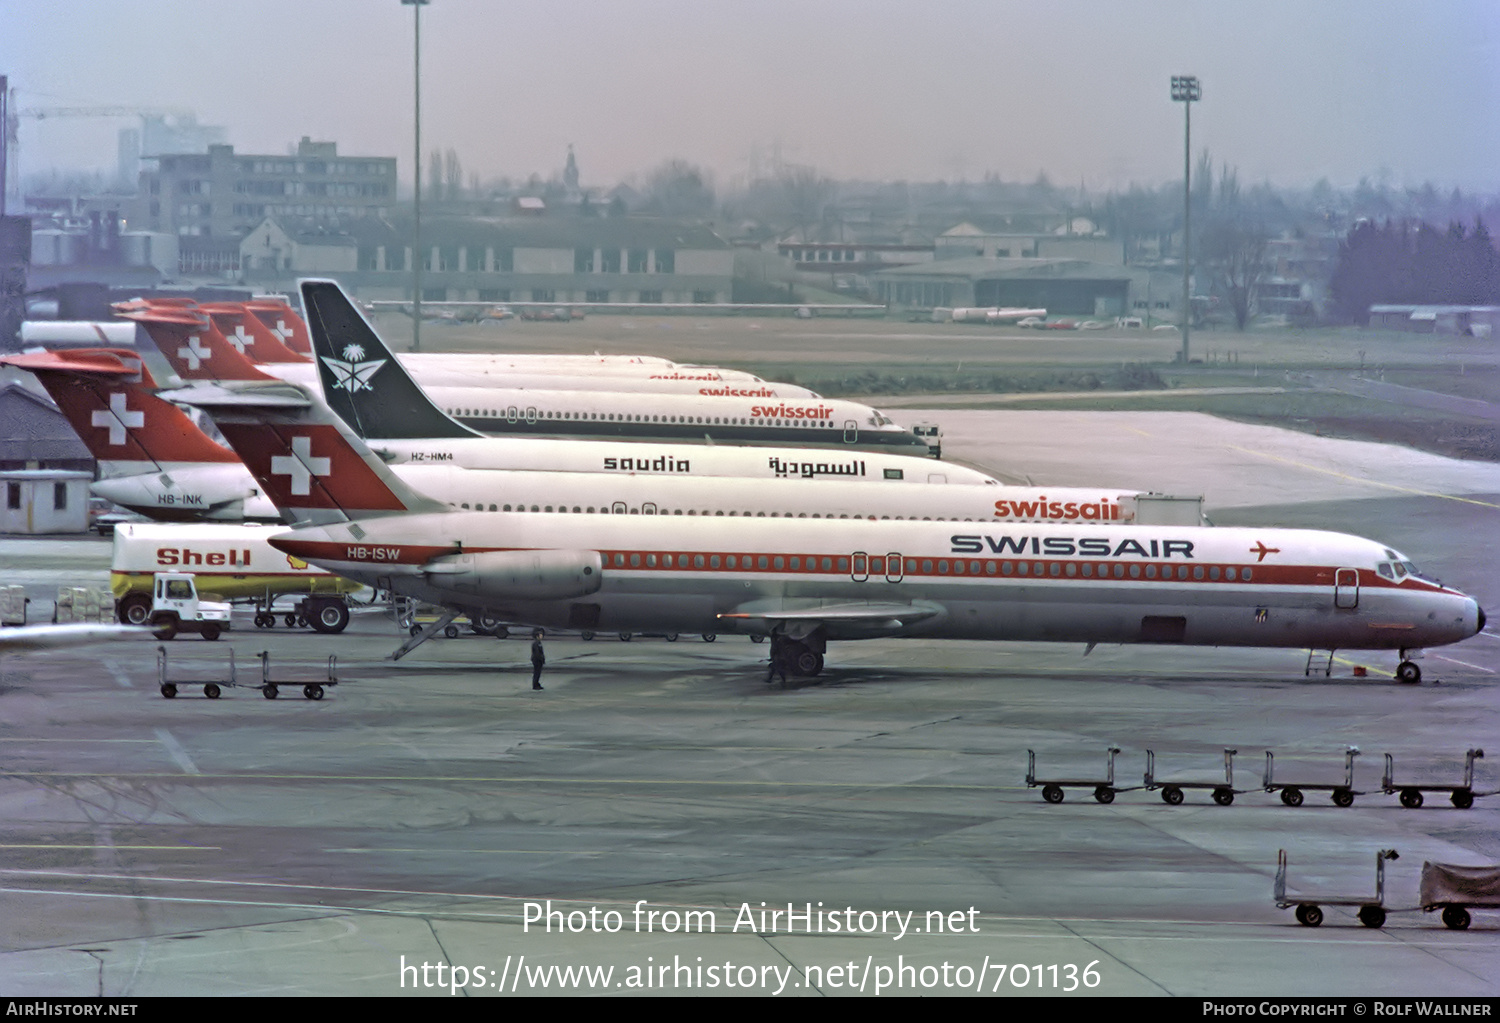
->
[[719, 600, 943, 638]]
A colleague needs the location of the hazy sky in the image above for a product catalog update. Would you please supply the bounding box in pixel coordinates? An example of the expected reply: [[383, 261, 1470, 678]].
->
[[4, 0, 1497, 193]]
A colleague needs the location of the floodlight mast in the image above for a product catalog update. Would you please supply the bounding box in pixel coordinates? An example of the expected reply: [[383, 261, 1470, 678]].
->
[[402, 0, 430, 353], [1171, 75, 1200, 363]]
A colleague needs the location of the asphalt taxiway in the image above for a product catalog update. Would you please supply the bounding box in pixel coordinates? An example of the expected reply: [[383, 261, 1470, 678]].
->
[[0, 410, 1496, 997]]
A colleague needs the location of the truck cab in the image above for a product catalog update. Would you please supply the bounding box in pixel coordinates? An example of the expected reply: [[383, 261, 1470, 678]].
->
[[135, 573, 233, 641], [911, 422, 943, 458]]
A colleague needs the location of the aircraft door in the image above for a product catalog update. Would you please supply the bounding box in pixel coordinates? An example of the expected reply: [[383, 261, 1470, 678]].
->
[[611, 501, 627, 515], [1334, 567, 1359, 609], [843, 419, 858, 444], [642, 502, 657, 515], [886, 552, 904, 583], [525, 406, 538, 424], [506, 406, 518, 424], [851, 552, 869, 582]]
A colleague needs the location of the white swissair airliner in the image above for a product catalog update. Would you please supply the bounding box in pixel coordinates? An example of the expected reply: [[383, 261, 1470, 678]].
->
[[186, 280, 1484, 682], [123, 300, 925, 452]]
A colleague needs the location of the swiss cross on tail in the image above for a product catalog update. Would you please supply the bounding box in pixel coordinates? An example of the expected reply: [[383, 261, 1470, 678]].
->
[[1249, 542, 1281, 562], [226, 325, 255, 354], [91, 392, 145, 446], [320, 343, 387, 393], [270, 435, 332, 496], [178, 334, 212, 370]]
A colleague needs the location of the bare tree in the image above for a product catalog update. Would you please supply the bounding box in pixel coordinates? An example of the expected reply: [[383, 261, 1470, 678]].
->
[[444, 148, 463, 201], [1201, 216, 1268, 330], [643, 159, 715, 218]]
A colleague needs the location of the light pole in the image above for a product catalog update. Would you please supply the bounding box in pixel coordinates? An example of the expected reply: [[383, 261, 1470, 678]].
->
[[402, 0, 429, 353], [1171, 74, 1200, 364]]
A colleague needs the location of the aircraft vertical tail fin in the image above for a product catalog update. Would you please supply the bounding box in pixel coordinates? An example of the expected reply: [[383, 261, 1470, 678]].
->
[[116, 307, 282, 383], [175, 383, 447, 526], [245, 299, 312, 355], [299, 278, 477, 440], [199, 303, 310, 364]]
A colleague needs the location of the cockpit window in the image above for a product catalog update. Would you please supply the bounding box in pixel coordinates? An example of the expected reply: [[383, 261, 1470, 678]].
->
[[1378, 563, 1395, 579], [1392, 562, 1407, 578]]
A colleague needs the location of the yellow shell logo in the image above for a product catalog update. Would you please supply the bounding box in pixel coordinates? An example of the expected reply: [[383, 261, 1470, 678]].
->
[[287, 554, 310, 570]]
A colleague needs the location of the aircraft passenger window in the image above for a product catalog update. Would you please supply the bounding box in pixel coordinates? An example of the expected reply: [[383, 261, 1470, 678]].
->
[[545, 506, 553, 513], [630, 554, 641, 567], [938, 561, 950, 574], [1035, 563, 1046, 576], [774, 557, 785, 570], [1210, 567, 1221, 581], [646, 555, 656, 568], [1081, 564, 1092, 577], [1193, 566, 1205, 580], [1051, 563, 1062, 577], [687, 509, 696, 516], [986, 562, 997, 575], [1226, 567, 1237, 581], [531, 505, 539, 512], [614, 554, 626, 567], [790, 557, 800, 569], [504, 504, 512, 511], [694, 555, 705, 569], [1145, 565, 1156, 579], [1065, 563, 1077, 577], [1016, 562, 1028, 575], [1113, 564, 1125, 579], [758, 556, 768, 569], [726, 556, 737, 569], [1242, 568, 1253, 581], [1177, 566, 1189, 580], [710, 556, 721, 569], [922, 560, 934, 573]]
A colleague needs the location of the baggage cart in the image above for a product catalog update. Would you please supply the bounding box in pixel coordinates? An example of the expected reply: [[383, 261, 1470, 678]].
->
[[1143, 748, 1241, 805], [1420, 861, 1500, 930], [157, 644, 237, 700], [1263, 747, 1363, 807], [256, 650, 340, 701], [1381, 748, 1489, 808], [1275, 848, 1399, 928], [1025, 746, 1134, 804]]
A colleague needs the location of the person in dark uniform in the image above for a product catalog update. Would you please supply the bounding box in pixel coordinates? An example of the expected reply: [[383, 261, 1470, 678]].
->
[[530, 629, 546, 689], [765, 633, 787, 686]]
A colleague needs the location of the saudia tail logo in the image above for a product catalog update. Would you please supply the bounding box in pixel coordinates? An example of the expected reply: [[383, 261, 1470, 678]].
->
[[321, 343, 387, 393]]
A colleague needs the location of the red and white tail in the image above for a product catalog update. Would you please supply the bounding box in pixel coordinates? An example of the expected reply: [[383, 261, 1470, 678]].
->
[[115, 306, 281, 383], [244, 299, 312, 356], [179, 388, 444, 526], [0, 348, 239, 473], [198, 303, 310, 365]]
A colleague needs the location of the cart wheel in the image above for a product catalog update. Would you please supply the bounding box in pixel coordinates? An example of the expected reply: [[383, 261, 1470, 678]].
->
[[409, 624, 422, 637], [1400, 788, 1424, 809], [296, 615, 308, 628], [1041, 784, 1064, 804], [285, 613, 297, 628], [204, 683, 220, 700], [160, 683, 177, 699], [1295, 904, 1323, 927], [304, 684, 324, 701], [1332, 788, 1355, 808], [1451, 790, 1474, 809], [618, 632, 632, 642], [580, 630, 595, 641], [1358, 905, 1387, 929], [1094, 786, 1115, 804], [701, 633, 716, 643], [263, 684, 278, 700], [444, 624, 460, 639], [1442, 906, 1471, 930], [1281, 787, 1304, 807], [1162, 785, 1184, 805], [750, 634, 765, 644], [665, 633, 678, 642], [1212, 788, 1234, 806]]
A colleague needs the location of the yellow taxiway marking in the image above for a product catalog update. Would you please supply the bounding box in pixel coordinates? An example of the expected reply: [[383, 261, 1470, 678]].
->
[[1227, 445, 1500, 508]]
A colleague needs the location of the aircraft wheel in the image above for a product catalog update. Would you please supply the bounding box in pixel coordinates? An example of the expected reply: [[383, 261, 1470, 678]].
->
[[263, 684, 279, 700], [204, 683, 221, 700], [284, 613, 298, 628], [310, 601, 350, 634], [1400, 788, 1424, 809], [701, 633, 716, 643], [1281, 787, 1304, 807], [1452, 790, 1474, 809], [160, 683, 177, 699], [1162, 786, 1184, 806], [580, 631, 595, 641], [790, 647, 822, 677], [1094, 786, 1115, 804], [1212, 788, 1235, 806], [750, 634, 765, 644], [296, 615, 308, 629], [1041, 784, 1064, 804], [1396, 660, 1422, 684], [1332, 788, 1355, 808], [1358, 905, 1386, 929], [1443, 906, 1471, 930], [1295, 904, 1323, 927], [492, 626, 509, 639], [665, 633, 678, 642], [118, 594, 152, 626], [304, 684, 324, 701], [618, 632, 632, 642]]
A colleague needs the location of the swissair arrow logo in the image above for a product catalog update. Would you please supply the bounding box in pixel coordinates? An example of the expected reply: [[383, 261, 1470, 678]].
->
[[321, 343, 386, 393], [1249, 542, 1281, 562]]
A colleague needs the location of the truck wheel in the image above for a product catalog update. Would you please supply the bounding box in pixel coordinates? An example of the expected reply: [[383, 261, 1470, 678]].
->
[[309, 601, 350, 634], [151, 616, 178, 641], [201, 624, 221, 641], [118, 593, 152, 626], [284, 613, 298, 628], [1442, 906, 1471, 930], [1358, 905, 1386, 929]]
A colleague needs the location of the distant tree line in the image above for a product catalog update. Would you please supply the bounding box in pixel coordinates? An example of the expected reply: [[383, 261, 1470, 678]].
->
[[1330, 219, 1500, 323]]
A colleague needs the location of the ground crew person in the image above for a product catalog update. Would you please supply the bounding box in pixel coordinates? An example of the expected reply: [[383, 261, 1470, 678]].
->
[[531, 629, 546, 690]]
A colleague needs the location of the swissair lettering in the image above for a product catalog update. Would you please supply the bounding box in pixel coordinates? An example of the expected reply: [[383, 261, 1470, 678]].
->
[[952, 534, 1196, 559]]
